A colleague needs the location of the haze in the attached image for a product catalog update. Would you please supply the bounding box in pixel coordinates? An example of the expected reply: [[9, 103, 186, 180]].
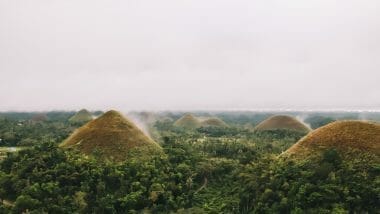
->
[[1, 0, 380, 111]]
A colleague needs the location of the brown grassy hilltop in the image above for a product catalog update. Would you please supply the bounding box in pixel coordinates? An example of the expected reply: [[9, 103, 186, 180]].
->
[[60, 110, 162, 161], [254, 115, 310, 132], [284, 121, 380, 160], [69, 109, 93, 123], [201, 117, 228, 127], [174, 113, 201, 129]]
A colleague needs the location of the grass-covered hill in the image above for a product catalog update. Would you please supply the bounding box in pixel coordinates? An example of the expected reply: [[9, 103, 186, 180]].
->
[[174, 113, 201, 129], [30, 113, 48, 122], [284, 120, 380, 160], [254, 115, 310, 133], [68, 109, 93, 123], [201, 117, 228, 128], [60, 110, 162, 161]]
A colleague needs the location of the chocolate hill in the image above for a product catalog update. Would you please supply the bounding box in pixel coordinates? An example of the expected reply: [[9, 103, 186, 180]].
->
[[60, 110, 162, 161], [31, 113, 48, 122], [254, 115, 310, 132], [159, 116, 174, 123], [69, 109, 93, 123], [201, 117, 228, 127], [174, 114, 201, 129], [284, 121, 380, 160]]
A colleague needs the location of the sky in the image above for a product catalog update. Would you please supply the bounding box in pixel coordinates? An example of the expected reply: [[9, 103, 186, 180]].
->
[[1, 0, 380, 111]]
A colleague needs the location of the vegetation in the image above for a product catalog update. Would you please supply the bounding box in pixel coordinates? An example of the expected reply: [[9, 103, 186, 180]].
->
[[0, 117, 77, 147], [239, 150, 380, 213], [0, 111, 378, 213], [304, 115, 336, 129], [0, 142, 195, 213]]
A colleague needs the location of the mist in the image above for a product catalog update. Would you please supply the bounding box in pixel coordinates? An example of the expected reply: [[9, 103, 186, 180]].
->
[[126, 112, 154, 138], [1, 0, 380, 111], [295, 114, 312, 129]]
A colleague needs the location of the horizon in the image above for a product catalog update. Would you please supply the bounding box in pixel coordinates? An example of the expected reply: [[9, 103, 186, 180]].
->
[[2, 108, 380, 113]]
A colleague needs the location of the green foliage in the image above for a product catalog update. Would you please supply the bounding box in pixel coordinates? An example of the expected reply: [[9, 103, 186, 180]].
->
[[305, 116, 336, 129], [0, 141, 202, 213], [239, 154, 380, 213], [0, 117, 77, 147], [0, 111, 378, 213]]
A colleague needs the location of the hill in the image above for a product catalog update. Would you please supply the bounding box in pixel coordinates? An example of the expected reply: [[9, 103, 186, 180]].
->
[[284, 120, 380, 160], [31, 113, 48, 122], [254, 115, 310, 132], [174, 114, 201, 129], [158, 116, 174, 123], [201, 117, 228, 127], [60, 110, 162, 161], [69, 109, 93, 123], [304, 115, 336, 129]]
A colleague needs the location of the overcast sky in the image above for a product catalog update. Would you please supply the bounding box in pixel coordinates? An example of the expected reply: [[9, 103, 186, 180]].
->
[[1, 0, 380, 111]]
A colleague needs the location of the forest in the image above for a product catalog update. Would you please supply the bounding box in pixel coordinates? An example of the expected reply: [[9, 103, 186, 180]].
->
[[0, 111, 378, 213]]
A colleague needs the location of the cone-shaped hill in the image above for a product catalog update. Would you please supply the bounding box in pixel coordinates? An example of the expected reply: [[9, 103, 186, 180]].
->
[[69, 109, 93, 123], [60, 110, 162, 162], [201, 117, 228, 127], [174, 114, 201, 129], [31, 113, 48, 122], [159, 116, 174, 123], [254, 115, 310, 132], [284, 121, 380, 160]]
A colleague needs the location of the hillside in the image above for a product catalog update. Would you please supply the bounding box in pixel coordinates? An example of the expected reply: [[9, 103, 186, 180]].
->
[[201, 117, 228, 127], [284, 120, 380, 159], [254, 115, 310, 132], [174, 114, 201, 129], [69, 109, 93, 123], [60, 110, 162, 161], [31, 113, 48, 122]]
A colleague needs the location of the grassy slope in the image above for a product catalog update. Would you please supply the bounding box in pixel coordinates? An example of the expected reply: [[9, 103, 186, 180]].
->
[[254, 115, 310, 132], [201, 118, 228, 128], [174, 114, 201, 129], [284, 120, 380, 160], [61, 110, 162, 162], [69, 109, 93, 123]]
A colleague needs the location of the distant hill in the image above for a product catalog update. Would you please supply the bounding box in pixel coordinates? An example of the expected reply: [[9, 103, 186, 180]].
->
[[201, 117, 228, 128], [284, 121, 380, 160], [158, 116, 174, 123], [69, 109, 93, 123], [31, 113, 48, 122], [254, 115, 310, 132], [174, 114, 201, 129], [60, 110, 162, 162], [304, 115, 336, 129], [92, 110, 104, 117]]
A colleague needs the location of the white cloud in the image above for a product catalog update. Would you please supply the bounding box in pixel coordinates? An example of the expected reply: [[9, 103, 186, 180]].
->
[[0, 0, 379, 111]]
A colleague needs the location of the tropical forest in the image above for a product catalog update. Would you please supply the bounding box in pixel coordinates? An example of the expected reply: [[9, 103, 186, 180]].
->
[[0, 110, 378, 213]]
